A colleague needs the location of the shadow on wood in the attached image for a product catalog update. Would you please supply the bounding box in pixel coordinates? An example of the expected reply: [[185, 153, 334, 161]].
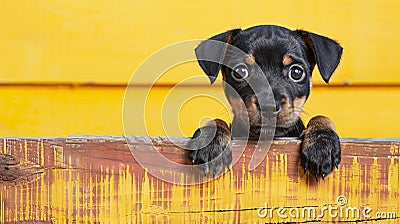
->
[[0, 137, 399, 223]]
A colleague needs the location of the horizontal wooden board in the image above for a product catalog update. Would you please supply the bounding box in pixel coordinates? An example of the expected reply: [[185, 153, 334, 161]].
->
[[0, 85, 125, 136], [0, 85, 399, 138], [0, 137, 399, 223], [1, 0, 400, 84]]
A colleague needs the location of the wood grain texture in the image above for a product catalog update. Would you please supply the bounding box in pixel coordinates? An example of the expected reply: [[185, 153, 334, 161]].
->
[[2, 86, 400, 138], [1, 0, 400, 84], [0, 137, 399, 223]]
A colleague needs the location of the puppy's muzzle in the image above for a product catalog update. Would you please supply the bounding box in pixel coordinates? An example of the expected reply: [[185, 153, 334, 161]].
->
[[256, 100, 281, 116], [256, 101, 280, 130]]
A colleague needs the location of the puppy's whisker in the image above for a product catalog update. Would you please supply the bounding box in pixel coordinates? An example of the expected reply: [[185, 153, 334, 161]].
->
[[300, 107, 313, 120]]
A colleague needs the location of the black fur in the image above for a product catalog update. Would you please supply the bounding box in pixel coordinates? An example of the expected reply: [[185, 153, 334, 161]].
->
[[188, 124, 232, 177], [189, 25, 342, 180], [301, 128, 341, 181]]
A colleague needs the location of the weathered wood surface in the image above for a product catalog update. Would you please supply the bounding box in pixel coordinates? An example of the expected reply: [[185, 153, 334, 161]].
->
[[0, 137, 399, 223]]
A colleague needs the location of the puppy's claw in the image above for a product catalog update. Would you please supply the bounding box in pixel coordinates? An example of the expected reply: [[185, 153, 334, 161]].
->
[[303, 165, 308, 175], [335, 162, 339, 169], [301, 117, 341, 182], [202, 168, 209, 177], [188, 122, 232, 178]]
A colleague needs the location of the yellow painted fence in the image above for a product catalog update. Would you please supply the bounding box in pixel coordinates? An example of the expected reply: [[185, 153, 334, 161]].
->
[[1, 1, 400, 137]]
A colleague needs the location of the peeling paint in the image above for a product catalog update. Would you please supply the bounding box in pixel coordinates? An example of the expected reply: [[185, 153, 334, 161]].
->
[[0, 138, 399, 223]]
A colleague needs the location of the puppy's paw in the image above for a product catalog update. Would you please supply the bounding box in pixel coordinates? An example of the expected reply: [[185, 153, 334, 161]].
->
[[301, 116, 341, 181], [188, 119, 232, 177]]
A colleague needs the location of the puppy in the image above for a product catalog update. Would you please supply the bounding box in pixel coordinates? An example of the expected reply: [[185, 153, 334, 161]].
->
[[188, 25, 342, 181]]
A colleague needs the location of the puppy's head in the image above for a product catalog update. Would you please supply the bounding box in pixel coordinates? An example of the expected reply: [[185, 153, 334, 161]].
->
[[195, 25, 343, 137]]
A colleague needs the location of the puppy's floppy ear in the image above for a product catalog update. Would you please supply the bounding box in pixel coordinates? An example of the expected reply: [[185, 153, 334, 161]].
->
[[297, 30, 343, 83], [195, 29, 242, 84]]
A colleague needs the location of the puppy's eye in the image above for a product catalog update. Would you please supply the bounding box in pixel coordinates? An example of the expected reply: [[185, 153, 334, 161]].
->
[[288, 65, 305, 82], [231, 63, 249, 81]]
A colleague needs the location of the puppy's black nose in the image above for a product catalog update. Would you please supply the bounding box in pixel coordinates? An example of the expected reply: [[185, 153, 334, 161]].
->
[[273, 101, 282, 114], [257, 100, 281, 117]]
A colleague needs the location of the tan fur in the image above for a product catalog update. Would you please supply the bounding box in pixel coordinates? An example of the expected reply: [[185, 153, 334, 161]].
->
[[221, 68, 227, 82], [204, 118, 231, 144], [226, 95, 263, 128], [206, 119, 230, 132], [276, 96, 305, 128], [245, 54, 255, 65], [219, 32, 236, 72], [226, 96, 249, 124], [293, 96, 306, 110], [246, 96, 261, 126], [282, 54, 292, 66], [227, 94, 307, 132], [307, 116, 336, 131], [226, 32, 234, 44]]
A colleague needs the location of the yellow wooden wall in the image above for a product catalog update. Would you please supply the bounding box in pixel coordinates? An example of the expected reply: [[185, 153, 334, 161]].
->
[[0, 0, 400, 137]]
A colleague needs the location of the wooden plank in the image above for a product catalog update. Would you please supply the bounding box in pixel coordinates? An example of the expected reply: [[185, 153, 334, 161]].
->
[[1, 85, 400, 138], [1, 1, 400, 84], [0, 137, 399, 223]]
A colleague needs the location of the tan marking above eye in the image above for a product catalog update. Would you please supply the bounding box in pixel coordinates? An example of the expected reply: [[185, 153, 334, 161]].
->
[[283, 54, 292, 66], [245, 54, 255, 65]]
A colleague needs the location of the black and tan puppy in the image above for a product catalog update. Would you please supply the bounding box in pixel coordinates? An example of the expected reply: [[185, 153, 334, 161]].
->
[[188, 25, 342, 181]]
